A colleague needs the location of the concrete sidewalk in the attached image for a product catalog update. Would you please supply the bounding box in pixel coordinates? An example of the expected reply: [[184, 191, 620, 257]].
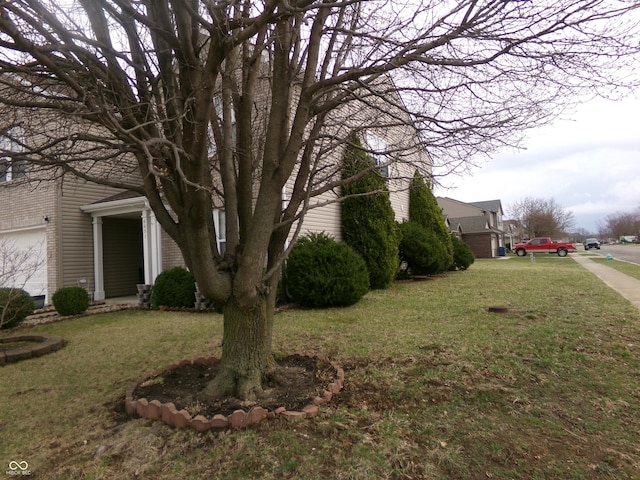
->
[[571, 254, 640, 311]]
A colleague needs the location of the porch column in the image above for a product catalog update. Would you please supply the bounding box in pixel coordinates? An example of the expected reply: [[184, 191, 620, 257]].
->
[[92, 216, 105, 301], [141, 208, 162, 285]]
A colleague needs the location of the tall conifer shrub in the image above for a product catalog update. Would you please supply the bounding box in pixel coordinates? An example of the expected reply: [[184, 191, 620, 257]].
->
[[405, 170, 454, 273], [341, 134, 400, 289]]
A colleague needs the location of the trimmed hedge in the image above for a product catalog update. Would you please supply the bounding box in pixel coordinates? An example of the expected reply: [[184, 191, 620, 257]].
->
[[52, 286, 90, 316], [285, 232, 369, 308], [0, 288, 35, 329], [151, 267, 196, 308]]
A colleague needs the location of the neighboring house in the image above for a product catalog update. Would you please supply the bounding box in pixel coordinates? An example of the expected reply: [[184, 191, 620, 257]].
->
[[1, 88, 429, 303], [437, 197, 506, 258], [502, 219, 524, 251]]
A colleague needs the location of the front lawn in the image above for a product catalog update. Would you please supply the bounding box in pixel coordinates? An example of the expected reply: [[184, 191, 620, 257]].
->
[[2, 257, 640, 479]]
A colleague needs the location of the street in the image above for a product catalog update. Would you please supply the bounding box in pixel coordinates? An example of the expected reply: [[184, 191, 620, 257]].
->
[[585, 244, 640, 265]]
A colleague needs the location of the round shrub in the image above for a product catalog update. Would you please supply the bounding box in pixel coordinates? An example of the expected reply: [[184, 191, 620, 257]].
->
[[151, 267, 196, 308], [450, 234, 475, 271], [52, 286, 90, 316], [285, 232, 369, 308], [0, 288, 35, 329], [398, 221, 451, 275]]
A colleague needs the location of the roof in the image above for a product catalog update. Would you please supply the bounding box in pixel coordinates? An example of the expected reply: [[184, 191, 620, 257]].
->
[[448, 215, 496, 234], [90, 190, 143, 204], [468, 199, 503, 214]]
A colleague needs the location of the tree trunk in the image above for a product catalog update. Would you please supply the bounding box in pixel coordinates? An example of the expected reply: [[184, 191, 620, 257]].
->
[[201, 295, 275, 400]]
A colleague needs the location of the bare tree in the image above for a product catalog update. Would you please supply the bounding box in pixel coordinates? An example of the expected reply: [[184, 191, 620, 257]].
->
[[0, 1, 639, 399], [598, 210, 640, 240], [509, 197, 576, 239], [0, 238, 45, 328]]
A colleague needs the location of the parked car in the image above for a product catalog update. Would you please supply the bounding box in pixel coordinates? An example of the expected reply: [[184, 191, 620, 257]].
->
[[584, 238, 600, 250], [512, 237, 577, 257]]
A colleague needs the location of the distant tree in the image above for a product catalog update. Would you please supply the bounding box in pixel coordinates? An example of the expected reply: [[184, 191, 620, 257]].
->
[[509, 197, 575, 238], [573, 227, 590, 240], [599, 211, 640, 239], [408, 170, 453, 270], [341, 135, 400, 289]]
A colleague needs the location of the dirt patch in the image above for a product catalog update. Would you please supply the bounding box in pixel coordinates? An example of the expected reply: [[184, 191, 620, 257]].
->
[[132, 354, 339, 419]]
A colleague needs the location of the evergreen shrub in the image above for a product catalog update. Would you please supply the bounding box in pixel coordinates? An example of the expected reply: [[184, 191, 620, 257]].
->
[[0, 288, 35, 329], [409, 170, 454, 271], [398, 221, 451, 275], [450, 234, 475, 271], [151, 267, 196, 308], [52, 286, 90, 316], [285, 232, 369, 308], [342, 134, 400, 289]]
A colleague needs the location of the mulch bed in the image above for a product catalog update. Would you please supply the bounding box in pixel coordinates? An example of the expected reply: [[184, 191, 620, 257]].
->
[[133, 354, 338, 418]]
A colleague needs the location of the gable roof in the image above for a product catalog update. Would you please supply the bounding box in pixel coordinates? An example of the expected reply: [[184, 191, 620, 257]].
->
[[468, 199, 503, 215], [448, 215, 495, 234]]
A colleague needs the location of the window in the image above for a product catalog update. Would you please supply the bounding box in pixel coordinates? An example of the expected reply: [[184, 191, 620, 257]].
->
[[364, 131, 389, 178], [213, 209, 226, 256], [0, 126, 25, 183]]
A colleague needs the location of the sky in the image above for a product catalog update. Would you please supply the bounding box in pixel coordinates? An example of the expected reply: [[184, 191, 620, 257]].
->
[[433, 96, 640, 234]]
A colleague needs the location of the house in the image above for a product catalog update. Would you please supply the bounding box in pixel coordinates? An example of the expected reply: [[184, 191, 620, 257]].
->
[[437, 197, 506, 258], [1, 87, 428, 303]]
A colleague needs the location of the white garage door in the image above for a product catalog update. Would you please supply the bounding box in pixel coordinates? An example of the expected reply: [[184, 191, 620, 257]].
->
[[0, 227, 48, 299]]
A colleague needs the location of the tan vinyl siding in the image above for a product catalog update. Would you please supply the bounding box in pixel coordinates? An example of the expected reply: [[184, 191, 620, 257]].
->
[[296, 192, 342, 241], [59, 178, 124, 290]]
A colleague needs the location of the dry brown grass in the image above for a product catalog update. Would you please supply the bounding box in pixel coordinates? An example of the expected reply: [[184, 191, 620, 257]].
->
[[2, 256, 640, 479]]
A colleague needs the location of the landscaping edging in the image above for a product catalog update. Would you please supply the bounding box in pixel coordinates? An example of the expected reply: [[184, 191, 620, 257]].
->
[[125, 355, 344, 431], [0, 335, 67, 366]]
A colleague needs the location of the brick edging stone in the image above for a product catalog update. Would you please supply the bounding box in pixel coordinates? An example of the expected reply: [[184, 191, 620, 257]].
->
[[0, 335, 67, 366], [125, 355, 344, 431]]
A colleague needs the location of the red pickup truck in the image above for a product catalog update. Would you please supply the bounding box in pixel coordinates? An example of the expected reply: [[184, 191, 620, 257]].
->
[[512, 237, 577, 257]]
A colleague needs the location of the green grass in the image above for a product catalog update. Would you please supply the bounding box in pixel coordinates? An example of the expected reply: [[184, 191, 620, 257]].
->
[[2, 257, 640, 479], [590, 256, 640, 280]]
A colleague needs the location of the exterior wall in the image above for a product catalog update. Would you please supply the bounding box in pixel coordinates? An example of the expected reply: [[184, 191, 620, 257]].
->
[[59, 178, 124, 291], [160, 230, 185, 270], [0, 179, 58, 299], [388, 164, 412, 223], [295, 191, 342, 241]]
